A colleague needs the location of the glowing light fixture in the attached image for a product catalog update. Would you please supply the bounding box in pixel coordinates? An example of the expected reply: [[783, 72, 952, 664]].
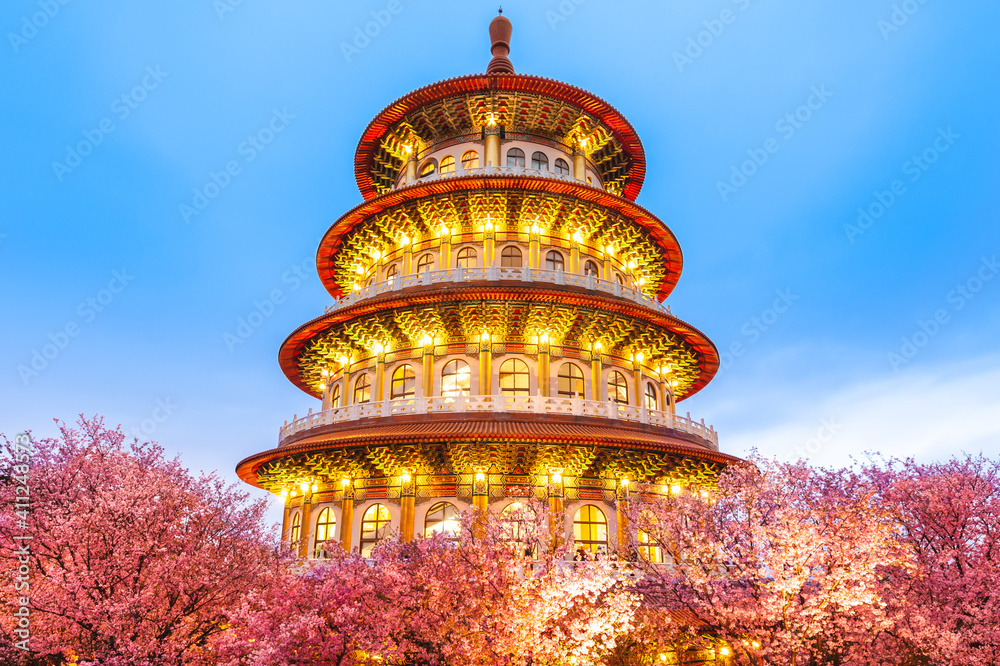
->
[[720, 647, 731, 657], [572, 230, 583, 243], [341, 478, 350, 487], [670, 484, 682, 495], [300, 482, 309, 493], [311, 483, 318, 493], [551, 471, 562, 483], [475, 471, 486, 481], [400, 472, 411, 483]]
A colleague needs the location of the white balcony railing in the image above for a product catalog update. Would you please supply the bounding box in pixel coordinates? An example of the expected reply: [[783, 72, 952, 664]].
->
[[325, 266, 670, 316], [391, 164, 601, 192], [278, 394, 718, 449]]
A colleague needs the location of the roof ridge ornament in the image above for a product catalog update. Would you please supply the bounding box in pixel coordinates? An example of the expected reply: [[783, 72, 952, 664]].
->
[[487, 10, 514, 75]]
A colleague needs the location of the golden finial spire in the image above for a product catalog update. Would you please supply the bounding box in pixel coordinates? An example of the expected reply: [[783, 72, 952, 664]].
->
[[487, 9, 514, 74]]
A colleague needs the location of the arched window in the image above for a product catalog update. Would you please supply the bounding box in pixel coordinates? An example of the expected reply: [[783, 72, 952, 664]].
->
[[615, 273, 625, 285], [557, 363, 585, 398], [461, 149, 479, 170], [439, 155, 455, 174], [644, 382, 659, 411], [416, 253, 434, 273], [354, 374, 372, 404], [330, 383, 341, 408], [289, 511, 301, 544], [424, 502, 461, 538], [385, 263, 398, 281], [501, 246, 522, 267], [441, 359, 471, 397], [420, 159, 436, 177], [545, 250, 565, 271], [531, 151, 549, 171], [584, 260, 600, 277], [314, 508, 336, 558], [608, 371, 629, 405], [554, 158, 570, 175], [360, 504, 390, 557], [500, 501, 537, 558], [456, 247, 477, 268], [390, 364, 416, 400], [499, 358, 530, 396], [638, 530, 663, 564], [573, 505, 609, 555], [506, 147, 525, 167]]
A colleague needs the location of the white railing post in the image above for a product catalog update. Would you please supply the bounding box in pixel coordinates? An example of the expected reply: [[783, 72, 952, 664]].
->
[[555, 268, 565, 285], [488, 265, 498, 281], [521, 265, 531, 282]]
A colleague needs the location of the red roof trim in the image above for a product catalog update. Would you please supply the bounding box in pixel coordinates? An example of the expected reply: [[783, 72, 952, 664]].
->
[[236, 414, 740, 487], [317, 174, 683, 301], [354, 73, 647, 201], [278, 282, 719, 401]]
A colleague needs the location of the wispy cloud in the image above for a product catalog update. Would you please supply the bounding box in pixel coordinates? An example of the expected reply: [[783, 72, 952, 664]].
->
[[716, 354, 1000, 467]]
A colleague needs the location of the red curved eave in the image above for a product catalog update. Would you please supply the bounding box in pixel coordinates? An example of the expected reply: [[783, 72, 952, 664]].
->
[[317, 174, 683, 301], [278, 284, 719, 401], [354, 73, 647, 201], [236, 416, 742, 489]]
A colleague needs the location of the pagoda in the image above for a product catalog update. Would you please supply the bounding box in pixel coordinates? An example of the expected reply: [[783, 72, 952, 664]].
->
[[236, 12, 738, 560]]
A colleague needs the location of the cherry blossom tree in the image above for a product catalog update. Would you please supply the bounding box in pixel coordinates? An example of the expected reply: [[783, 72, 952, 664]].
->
[[0, 417, 278, 666], [860, 454, 1000, 665], [216, 500, 637, 666], [625, 458, 912, 665]]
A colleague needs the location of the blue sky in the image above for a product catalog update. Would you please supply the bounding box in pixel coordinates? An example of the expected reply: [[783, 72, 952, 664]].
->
[[3, 0, 999, 518]]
